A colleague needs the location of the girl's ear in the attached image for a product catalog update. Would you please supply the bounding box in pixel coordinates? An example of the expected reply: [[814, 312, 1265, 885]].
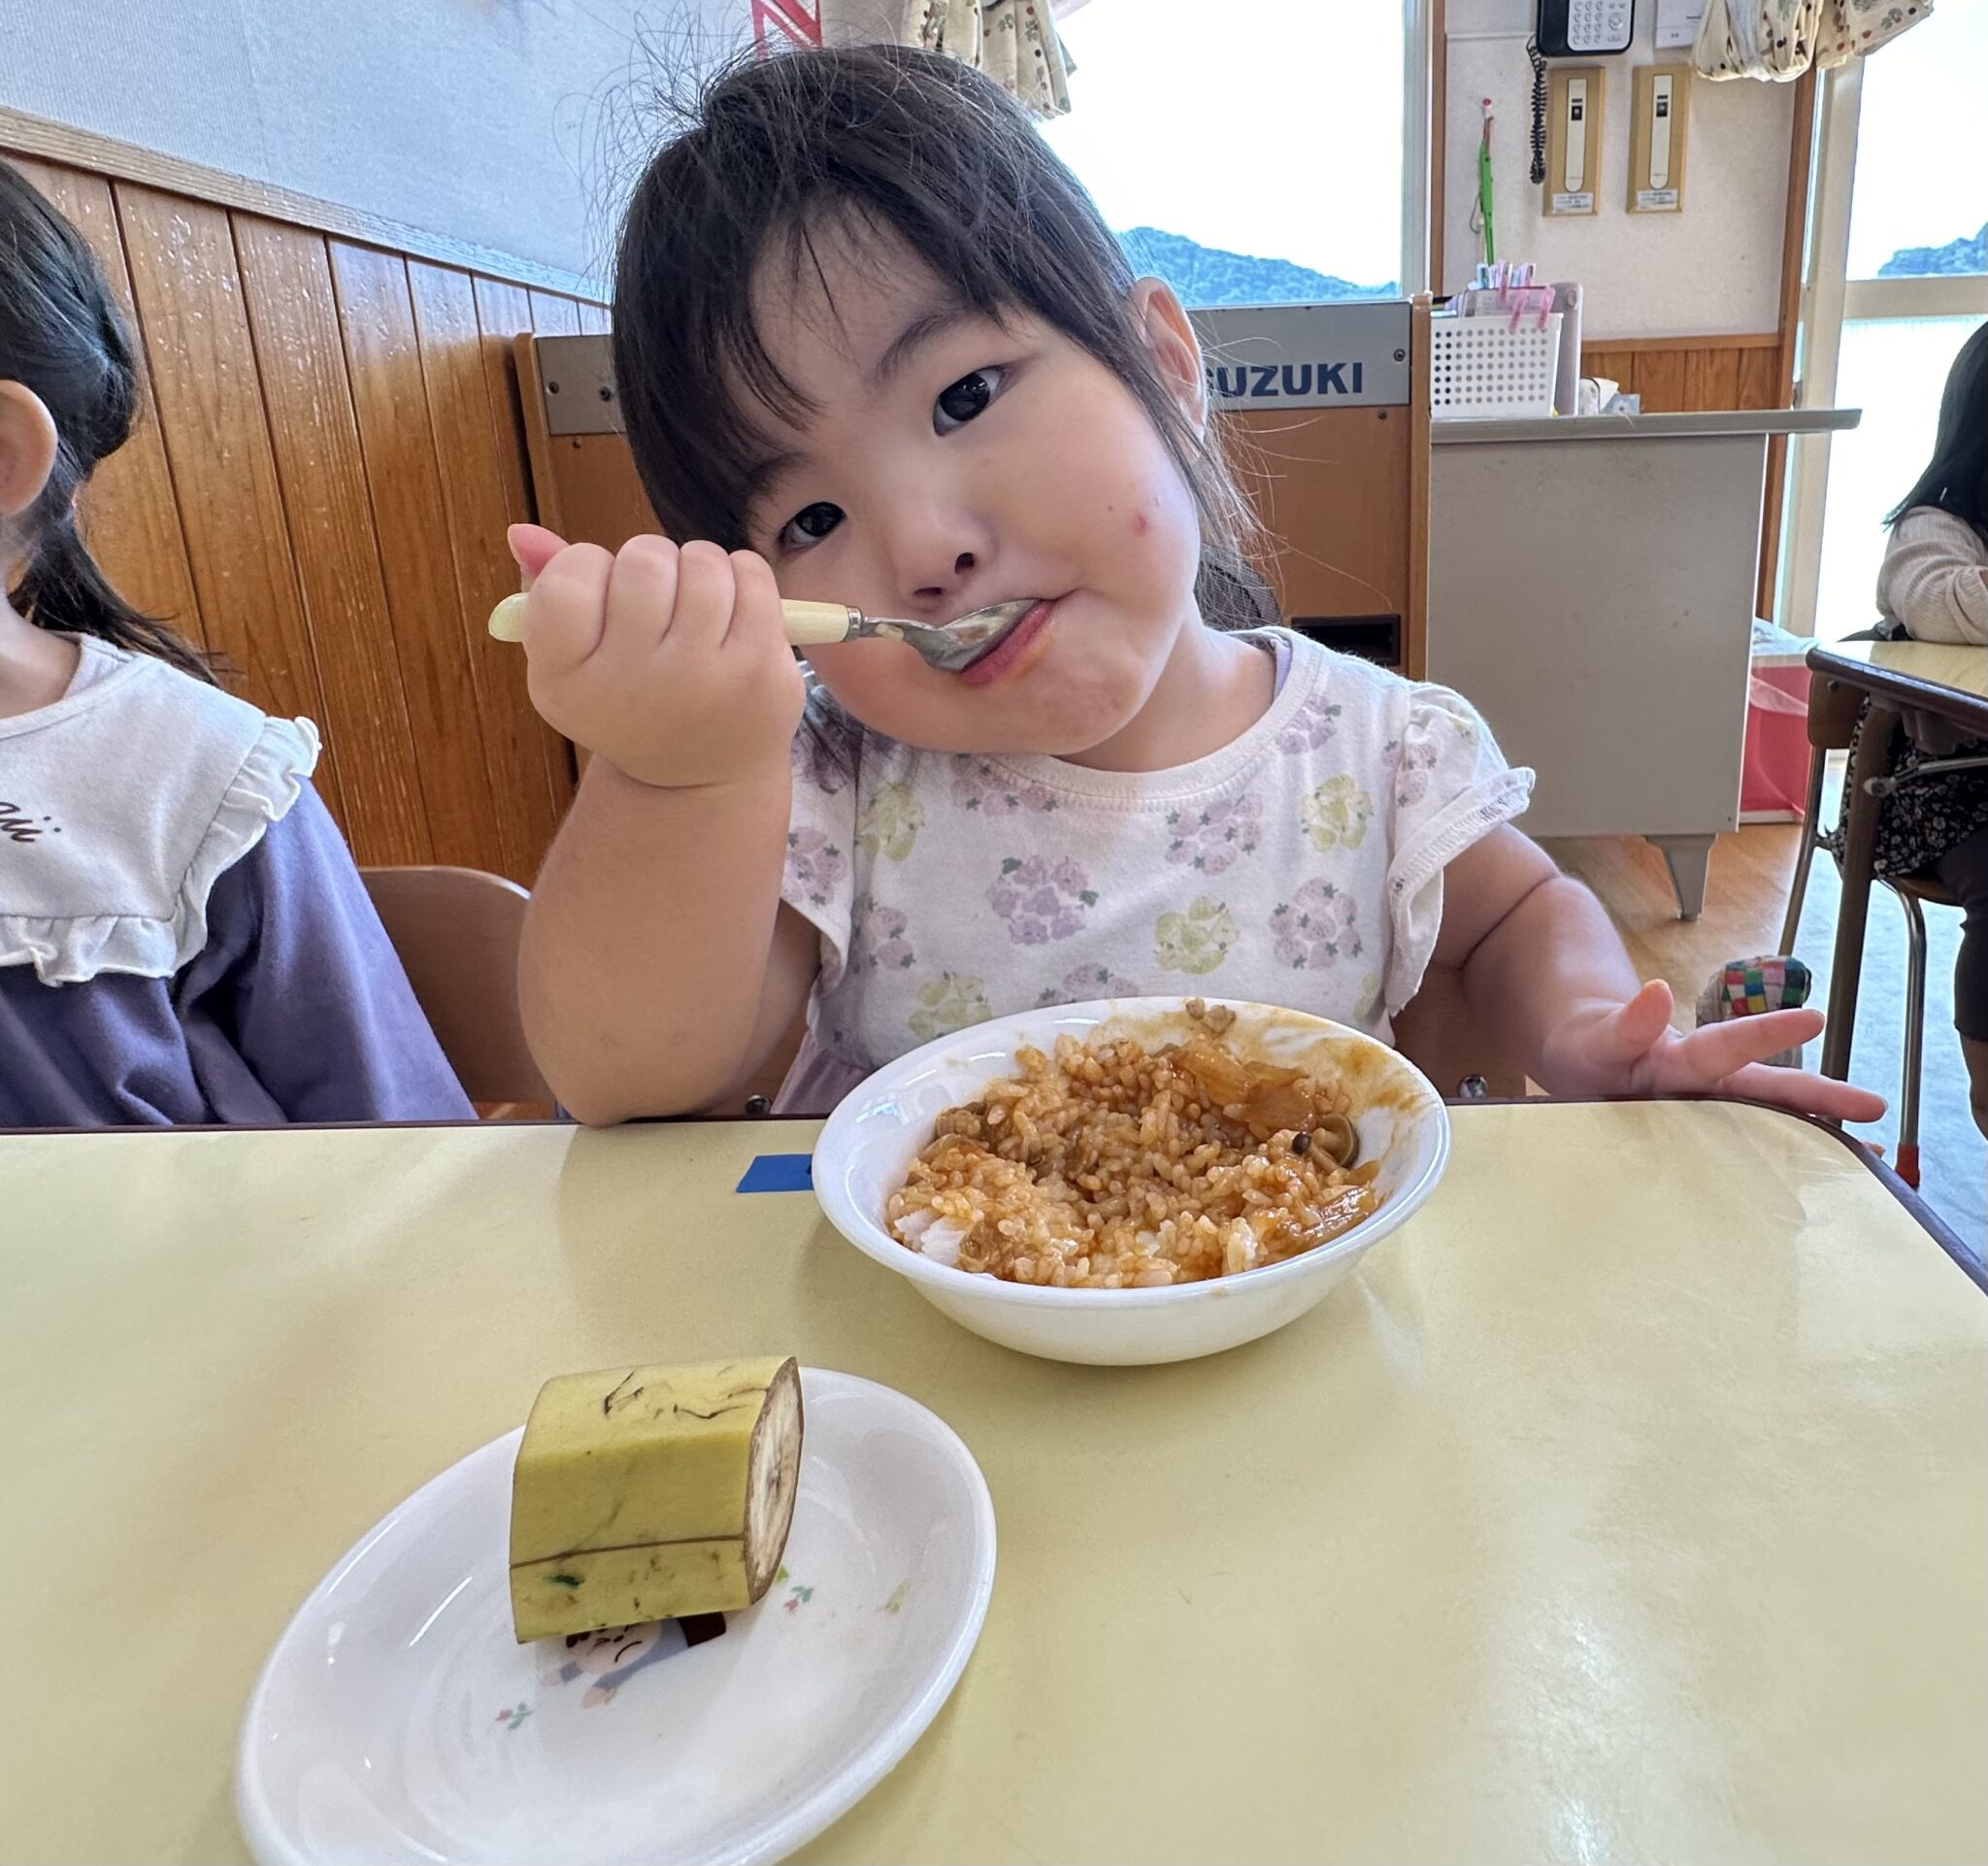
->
[[1129, 278, 1207, 436], [0, 382, 60, 522]]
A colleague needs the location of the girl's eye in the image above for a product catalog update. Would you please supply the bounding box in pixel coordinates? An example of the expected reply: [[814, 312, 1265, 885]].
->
[[934, 366, 1005, 433], [778, 500, 844, 552]]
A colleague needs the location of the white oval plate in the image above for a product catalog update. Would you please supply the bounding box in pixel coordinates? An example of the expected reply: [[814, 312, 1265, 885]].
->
[[237, 1370, 996, 1866]]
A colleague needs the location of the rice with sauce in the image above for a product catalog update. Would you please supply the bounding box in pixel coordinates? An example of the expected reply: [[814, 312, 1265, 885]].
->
[[886, 1016, 1380, 1289]]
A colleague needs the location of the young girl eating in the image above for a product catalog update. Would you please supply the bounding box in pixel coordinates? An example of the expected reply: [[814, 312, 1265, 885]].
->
[[0, 159, 471, 1125], [511, 44, 1880, 1132]]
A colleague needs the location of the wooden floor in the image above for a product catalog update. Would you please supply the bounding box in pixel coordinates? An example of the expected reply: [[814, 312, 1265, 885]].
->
[[1545, 823, 1806, 1028]]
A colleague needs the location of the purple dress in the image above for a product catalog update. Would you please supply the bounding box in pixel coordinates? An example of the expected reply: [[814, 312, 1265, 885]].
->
[[0, 782, 472, 1126]]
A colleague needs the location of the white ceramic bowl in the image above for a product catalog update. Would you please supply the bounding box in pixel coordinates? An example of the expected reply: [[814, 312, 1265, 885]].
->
[[812, 998, 1450, 1366]]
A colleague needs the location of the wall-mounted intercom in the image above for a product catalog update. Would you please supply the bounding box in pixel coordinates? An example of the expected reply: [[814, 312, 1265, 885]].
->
[[1628, 64, 1691, 211], [1542, 66, 1605, 215], [1536, 0, 1636, 57]]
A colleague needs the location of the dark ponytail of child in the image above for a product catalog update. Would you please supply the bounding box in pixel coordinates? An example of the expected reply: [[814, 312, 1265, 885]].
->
[[0, 158, 215, 684]]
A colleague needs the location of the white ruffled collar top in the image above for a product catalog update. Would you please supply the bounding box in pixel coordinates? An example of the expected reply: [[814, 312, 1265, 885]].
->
[[0, 636, 319, 984]]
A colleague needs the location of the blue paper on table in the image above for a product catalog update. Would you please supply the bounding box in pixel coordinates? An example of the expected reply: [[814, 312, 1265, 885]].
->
[[736, 1154, 814, 1194]]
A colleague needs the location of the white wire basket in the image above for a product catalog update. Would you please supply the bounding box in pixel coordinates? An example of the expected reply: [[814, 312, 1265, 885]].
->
[[1429, 313, 1563, 420]]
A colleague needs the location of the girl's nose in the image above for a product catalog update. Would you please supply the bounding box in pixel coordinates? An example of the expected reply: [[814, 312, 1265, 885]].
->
[[881, 491, 995, 612], [913, 550, 977, 605]]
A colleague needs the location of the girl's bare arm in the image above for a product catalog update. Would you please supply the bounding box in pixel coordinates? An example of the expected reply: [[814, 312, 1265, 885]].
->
[[1434, 825, 1885, 1121], [507, 526, 816, 1123], [519, 760, 815, 1122]]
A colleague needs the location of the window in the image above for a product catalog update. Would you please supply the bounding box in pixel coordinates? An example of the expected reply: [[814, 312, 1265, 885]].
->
[[1781, 0, 1988, 638], [1812, 314, 1984, 639], [1037, 0, 1412, 308], [1843, 4, 1985, 285]]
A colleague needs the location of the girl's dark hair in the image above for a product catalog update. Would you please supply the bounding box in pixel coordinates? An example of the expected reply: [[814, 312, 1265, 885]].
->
[[1887, 320, 1988, 546], [612, 43, 1259, 606], [0, 158, 214, 682]]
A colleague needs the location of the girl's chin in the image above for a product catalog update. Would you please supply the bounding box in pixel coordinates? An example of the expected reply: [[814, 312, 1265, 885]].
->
[[948, 692, 1148, 759]]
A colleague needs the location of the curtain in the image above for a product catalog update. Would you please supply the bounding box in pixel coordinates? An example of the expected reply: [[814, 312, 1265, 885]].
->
[[822, 1, 1077, 117], [905, 1, 1075, 117], [1692, 0, 1934, 81]]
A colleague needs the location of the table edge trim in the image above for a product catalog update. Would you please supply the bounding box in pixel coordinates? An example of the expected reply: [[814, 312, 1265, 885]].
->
[[1806, 644, 1988, 738]]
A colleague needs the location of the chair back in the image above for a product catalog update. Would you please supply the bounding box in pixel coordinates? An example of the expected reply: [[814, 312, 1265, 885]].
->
[[361, 866, 552, 1106]]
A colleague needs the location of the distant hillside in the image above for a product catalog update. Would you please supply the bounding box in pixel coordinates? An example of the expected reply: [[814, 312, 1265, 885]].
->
[[1878, 223, 1986, 278], [1119, 220, 1981, 298], [1117, 226, 1395, 306]]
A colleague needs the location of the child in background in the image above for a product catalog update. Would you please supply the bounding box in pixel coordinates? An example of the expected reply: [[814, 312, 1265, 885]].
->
[[509, 45, 1881, 1132], [1845, 322, 1988, 1134], [0, 159, 471, 1125]]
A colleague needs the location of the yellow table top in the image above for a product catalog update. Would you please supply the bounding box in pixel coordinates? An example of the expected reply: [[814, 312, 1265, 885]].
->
[[1809, 637, 1988, 715], [3, 1102, 1983, 1865]]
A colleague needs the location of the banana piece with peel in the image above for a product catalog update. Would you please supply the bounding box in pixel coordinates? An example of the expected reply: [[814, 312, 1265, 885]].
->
[[509, 1356, 805, 1643]]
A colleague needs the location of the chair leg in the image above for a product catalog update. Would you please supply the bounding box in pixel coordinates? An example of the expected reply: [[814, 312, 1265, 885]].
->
[[1777, 746, 1830, 955], [1896, 885, 1928, 1190], [1823, 705, 1901, 1081]]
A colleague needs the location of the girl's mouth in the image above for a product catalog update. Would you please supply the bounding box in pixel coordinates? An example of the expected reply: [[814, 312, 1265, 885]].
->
[[958, 598, 1057, 687]]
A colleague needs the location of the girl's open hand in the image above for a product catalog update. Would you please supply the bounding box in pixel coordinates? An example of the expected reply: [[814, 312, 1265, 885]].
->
[[1539, 980, 1887, 1123], [506, 522, 804, 790]]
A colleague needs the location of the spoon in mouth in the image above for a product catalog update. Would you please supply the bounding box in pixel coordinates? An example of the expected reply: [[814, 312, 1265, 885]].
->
[[487, 593, 1039, 675]]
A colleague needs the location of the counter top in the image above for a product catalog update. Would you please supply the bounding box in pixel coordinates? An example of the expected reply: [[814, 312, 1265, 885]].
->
[[1433, 408, 1862, 445]]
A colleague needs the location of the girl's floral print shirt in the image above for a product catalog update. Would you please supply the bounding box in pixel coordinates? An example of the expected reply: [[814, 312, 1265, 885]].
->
[[777, 629, 1532, 1110]]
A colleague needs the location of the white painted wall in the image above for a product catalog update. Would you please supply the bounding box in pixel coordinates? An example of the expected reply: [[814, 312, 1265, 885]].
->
[[0, 0, 747, 285], [1444, 0, 1795, 337]]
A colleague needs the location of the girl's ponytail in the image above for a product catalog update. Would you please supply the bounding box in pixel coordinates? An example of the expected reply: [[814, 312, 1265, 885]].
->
[[10, 503, 215, 683], [0, 157, 215, 684]]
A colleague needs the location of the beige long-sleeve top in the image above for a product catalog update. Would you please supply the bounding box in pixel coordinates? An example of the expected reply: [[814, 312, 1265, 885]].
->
[[1877, 506, 1988, 646]]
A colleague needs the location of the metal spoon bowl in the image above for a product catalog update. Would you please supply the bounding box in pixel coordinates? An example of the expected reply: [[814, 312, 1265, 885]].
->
[[821, 599, 1040, 672], [488, 593, 1040, 674]]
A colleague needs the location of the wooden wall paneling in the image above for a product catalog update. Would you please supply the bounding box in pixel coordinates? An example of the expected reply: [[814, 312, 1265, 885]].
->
[[1583, 347, 1635, 398], [1235, 407, 1412, 629], [113, 183, 348, 821], [1684, 345, 1743, 411], [510, 332, 665, 559], [328, 240, 504, 874], [0, 103, 600, 301], [473, 281, 578, 826], [1736, 346, 1781, 409], [9, 156, 204, 646], [537, 439, 665, 556], [514, 332, 569, 541], [232, 215, 432, 866], [471, 278, 540, 532], [1578, 336, 1788, 417], [1583, 332, 1778, 355], [407, 258, 565, 879], [528, 290, 581, 336], [1633, 347, 1688, 411], [11, 147, 606, 885]]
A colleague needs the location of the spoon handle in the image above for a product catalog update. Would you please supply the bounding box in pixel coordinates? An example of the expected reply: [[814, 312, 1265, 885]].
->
[[487, 592, 859, 648], [780, 600, 859, 647]]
